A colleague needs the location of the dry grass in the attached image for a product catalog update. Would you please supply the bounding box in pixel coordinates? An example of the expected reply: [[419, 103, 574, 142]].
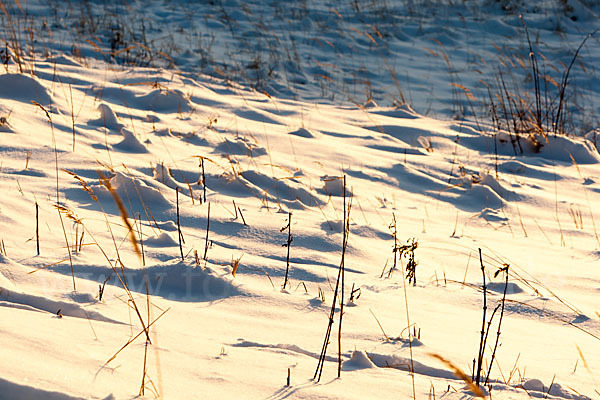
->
[[231, 254, 242, 277], [429, 353, 486, 399]]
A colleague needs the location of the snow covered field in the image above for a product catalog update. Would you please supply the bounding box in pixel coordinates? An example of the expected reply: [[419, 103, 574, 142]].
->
[[0, 1, 599, 399]]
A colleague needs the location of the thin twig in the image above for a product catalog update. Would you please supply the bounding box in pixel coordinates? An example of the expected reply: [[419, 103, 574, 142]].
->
[[35, 202, 39, 256], [486, 265, 510, 385], [176, 187, 184, 261], [282, 212, 293, 289], [203, 202, 211, 261], [475, 248, 487, 387]]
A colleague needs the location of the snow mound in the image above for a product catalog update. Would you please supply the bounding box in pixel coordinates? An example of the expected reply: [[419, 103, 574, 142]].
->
[[388, 337, 424, 347], [367, 352, 456, 380], [467, 185, 505, 210], [122, 261, 240, 301], [240, 170, 321, 208], [501, 160, 527, 174], [113, 128, 148, 153], [321, 175, 353, 197], [288, 127, 316, 138], [487, 281, 524, 294], [495, 132, 600, 164], [321, 219, 344, 233], [153, 163, 180, 189], [154, 220, 178, 231], [65, 292, 97, 304], [456, 174, 511, 212], [520, 378, 587, 399], [45, 260, 241, 302], [371, 104, 419, 119], [144, 232, 177, 248], [135, 89, 191, 113], [206, 172, 252, 198], [0, 73, 52, 105], [479, 173, 513, 201], [89, 103, 123, 131], [539, 135, 600, 165], [216, 137, 267, 157], [155, 128, 173, 136], [341, 351, 377, 371], [93, 171, 172, 215]]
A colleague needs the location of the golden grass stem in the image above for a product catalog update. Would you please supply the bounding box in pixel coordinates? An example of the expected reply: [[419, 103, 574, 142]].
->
[[429, 353, 486, 398]]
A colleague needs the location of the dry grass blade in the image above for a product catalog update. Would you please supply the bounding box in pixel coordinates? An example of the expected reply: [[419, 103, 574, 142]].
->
[[231, 255, 242, 277], [31, 101, 50, 121], [27, 258, 70, 274], [64, 169, 98, 202], [54, 203, 82, 224], [429, 353, 486, 398], [450, 82, 476, 101], [98, 171, 142, 262], [575, 345, 593, 377], [140, 281, 151, 396], [105, 307, 170, 365], [369, 308, 390, 341]]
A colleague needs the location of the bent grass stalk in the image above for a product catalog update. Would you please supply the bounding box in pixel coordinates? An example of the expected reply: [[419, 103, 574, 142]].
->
[[281, 211, 293, 289], [429, 353, 486, 399]]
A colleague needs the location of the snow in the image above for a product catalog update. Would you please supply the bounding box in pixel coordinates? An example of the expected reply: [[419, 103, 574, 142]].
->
[[341, 351, 377, 371], [0, 1, 600, 399], [89, 104, 124, 132]]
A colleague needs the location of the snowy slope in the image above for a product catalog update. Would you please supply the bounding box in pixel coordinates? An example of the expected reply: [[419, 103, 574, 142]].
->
[[2, 0, 600, 124], [0, 1, 599, 400]]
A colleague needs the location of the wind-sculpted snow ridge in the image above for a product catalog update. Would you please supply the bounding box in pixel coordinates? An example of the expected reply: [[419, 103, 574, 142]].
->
[[0, 23, 599, 400]]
